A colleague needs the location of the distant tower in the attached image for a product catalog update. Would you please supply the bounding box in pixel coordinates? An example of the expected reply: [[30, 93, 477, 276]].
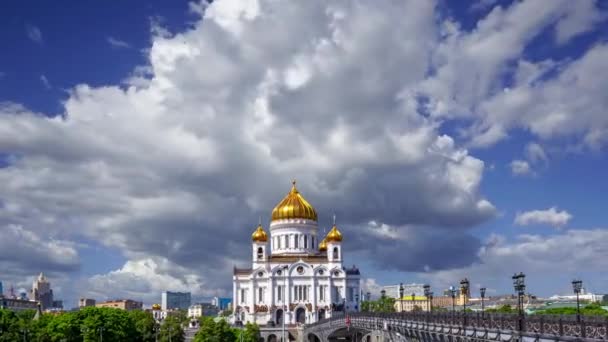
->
[[251, 218, 268, 267], [30, 273, 54, 309], [0, 280, 3, 297]]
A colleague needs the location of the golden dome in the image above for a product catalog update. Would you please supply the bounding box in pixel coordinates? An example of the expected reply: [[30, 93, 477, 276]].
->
[[319, 237, 327, 252], [326, 224, 343, 242], [271, 181, 317, 222], [152, 304, 161, 310], [252, 224, 268, 242]]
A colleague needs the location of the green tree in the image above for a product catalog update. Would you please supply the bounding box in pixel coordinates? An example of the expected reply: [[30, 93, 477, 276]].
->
[[160, 315, 184, 342], [485, 305, 513, 313], [195, 317, 235, 342], [128, 310, 156, 342]]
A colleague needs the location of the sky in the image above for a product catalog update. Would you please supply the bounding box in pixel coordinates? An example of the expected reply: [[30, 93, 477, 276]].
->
[[0, 0, 607, 309]]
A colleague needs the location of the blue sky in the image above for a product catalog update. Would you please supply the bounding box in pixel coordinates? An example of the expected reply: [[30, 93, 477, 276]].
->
[[1, 0, 607, 308]]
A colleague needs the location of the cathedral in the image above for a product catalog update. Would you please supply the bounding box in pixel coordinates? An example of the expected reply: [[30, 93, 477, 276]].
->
[[233, 181, 361, 326]]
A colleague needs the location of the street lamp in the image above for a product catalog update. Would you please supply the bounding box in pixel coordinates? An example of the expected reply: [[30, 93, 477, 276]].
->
[[512, 272, 526, 331], [572, 279, 583, 322], [449, 286, 457, 312], [480, 287, 486, 317], [460, 278, 469, 312], [399, 283, 404, 313], [423, 284, 431, 312], [512, 272, 526, 315]]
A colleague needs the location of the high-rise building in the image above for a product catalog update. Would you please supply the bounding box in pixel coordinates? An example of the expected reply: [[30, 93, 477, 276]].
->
[[161, 291, 191, 311], [0, 281, 3, 297], [79, 298, 96, 308], [29, 273, 54, 309], [211, 297, 232, 310]]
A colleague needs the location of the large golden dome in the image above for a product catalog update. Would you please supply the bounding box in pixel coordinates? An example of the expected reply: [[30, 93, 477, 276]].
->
[[271, 181, 317, 221], [252, 224, 268, 242], [326, 224, 343, 242]]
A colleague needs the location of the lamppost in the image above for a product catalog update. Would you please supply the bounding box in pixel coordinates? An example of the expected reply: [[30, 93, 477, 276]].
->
[[460, 278, 469, 312], [512, 272, 526, 331], [423, 284, 431, 312], [154, 322, 160, 342], [21, 328, 28, 342], [380, 289, 386, 312], [572, 279, 583, 322], [480, 287, 486, 318], [399, 283, 404, 313], [449, 286, 457, 312], [99, 327, 104, 342]]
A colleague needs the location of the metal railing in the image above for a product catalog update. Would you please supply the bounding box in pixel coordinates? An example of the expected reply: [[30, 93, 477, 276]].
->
[[304, 311, 608, 340]]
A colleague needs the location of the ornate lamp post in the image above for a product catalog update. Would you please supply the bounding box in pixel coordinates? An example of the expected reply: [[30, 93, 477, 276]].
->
[[480, 287, 486, 318], [460, 278, 469, 312], [449, 286, 457, 312], [423, 284, 431, 312], [512, 272, 526, 331], [399, 283, 404, 313], [572, 279, 583, 322]]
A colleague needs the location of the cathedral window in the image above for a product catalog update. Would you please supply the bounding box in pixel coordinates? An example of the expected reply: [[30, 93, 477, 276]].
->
[[304, 235, 308, 249], [240, 289, 246, 303], [257, 247, 263, 259], [258, 287, 264, 303], [333, 247, 339, 259], [294, 234, 299, 248], [277, 285, 283, 301], [285, 235, 289, 248], [319, 285, 326, 301]]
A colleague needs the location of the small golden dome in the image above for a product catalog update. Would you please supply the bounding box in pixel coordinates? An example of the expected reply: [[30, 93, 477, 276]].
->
[[319, 238, 327, 252], [152, 304, 161, 310], [326, 225, 343, 242], [271, 180, 317, 222], [252, 224, 268, 242]]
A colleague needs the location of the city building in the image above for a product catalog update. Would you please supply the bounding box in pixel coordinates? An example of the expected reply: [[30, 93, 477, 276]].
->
[[211, 296, 232, 310], [79, 298, 96, 308], [394, 296, 431, 312], [0, 297, 39, 312], [233, 181, 361, 325], [549, 288, 604, 303], [382, 284, 426, 299], [51, 300, 63, 310], [29, 273, 54, 309], [188, 303, 220, 318], [96, 299, 142, 311], [161, 291, 191, 311], [0, 281, 3, 296]]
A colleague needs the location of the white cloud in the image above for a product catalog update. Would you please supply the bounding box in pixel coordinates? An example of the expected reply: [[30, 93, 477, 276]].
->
[[554, 0, 606, 44], [525, 142, 548, 164], [40, 75, 51, 89], [25, 24, 42, 44], [423, 229, 608, 296], [514, 207, 573, 228], [106, 36, 131, 49], [510, 160, 531, 176]]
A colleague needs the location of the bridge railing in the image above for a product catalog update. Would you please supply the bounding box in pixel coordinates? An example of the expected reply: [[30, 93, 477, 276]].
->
[[305, 311, 608, 340]]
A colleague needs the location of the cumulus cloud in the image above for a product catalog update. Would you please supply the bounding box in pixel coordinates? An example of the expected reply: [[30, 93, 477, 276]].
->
[[424, 229, 608, 296], [0, 224, 79, 275], [0, 0, 606, 303], [106, 36, 131, 49], [40, 75, 51, 89], [25, 24, 43, 44], [514, 207, 573, 228], [510, 160, 531, 176]]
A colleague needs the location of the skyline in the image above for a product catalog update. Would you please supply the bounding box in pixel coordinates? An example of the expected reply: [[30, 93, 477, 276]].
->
[[1, 0, 608, 308]]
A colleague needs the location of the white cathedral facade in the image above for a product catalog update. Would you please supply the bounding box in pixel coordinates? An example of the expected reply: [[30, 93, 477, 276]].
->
[[233, 181, 361, 326]]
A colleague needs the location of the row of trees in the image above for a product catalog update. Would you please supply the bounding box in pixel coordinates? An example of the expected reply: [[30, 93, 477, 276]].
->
[[194, 317, 259, 342], [0, 307, 184, 342]]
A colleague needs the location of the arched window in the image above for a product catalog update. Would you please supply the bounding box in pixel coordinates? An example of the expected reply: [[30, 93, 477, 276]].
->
[[312, 236, 315, 249], [333, 247, 339, 259], [304, 235, 308, 249], [257, 247, 263, 259], [294, 234, 299, 248]]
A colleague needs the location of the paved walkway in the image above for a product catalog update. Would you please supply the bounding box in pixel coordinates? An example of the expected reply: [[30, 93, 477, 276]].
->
[[184, 327, 199, 342]]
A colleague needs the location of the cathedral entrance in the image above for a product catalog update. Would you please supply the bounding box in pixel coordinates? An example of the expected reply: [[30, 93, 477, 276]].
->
[[318, 309, 325, 320], [276, 309, 284, 325], [296, 307, 306, 324]]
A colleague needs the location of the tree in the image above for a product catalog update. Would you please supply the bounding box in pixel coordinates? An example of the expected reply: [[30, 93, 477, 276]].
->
[[160, 315, 184, 342], [128, 310, 156, 342], [486, 305, 514, 313], [194, 317, 235, 342]]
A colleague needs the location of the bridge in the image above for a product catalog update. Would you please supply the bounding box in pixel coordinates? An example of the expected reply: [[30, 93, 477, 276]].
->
[[302, 312, 608, 342]]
